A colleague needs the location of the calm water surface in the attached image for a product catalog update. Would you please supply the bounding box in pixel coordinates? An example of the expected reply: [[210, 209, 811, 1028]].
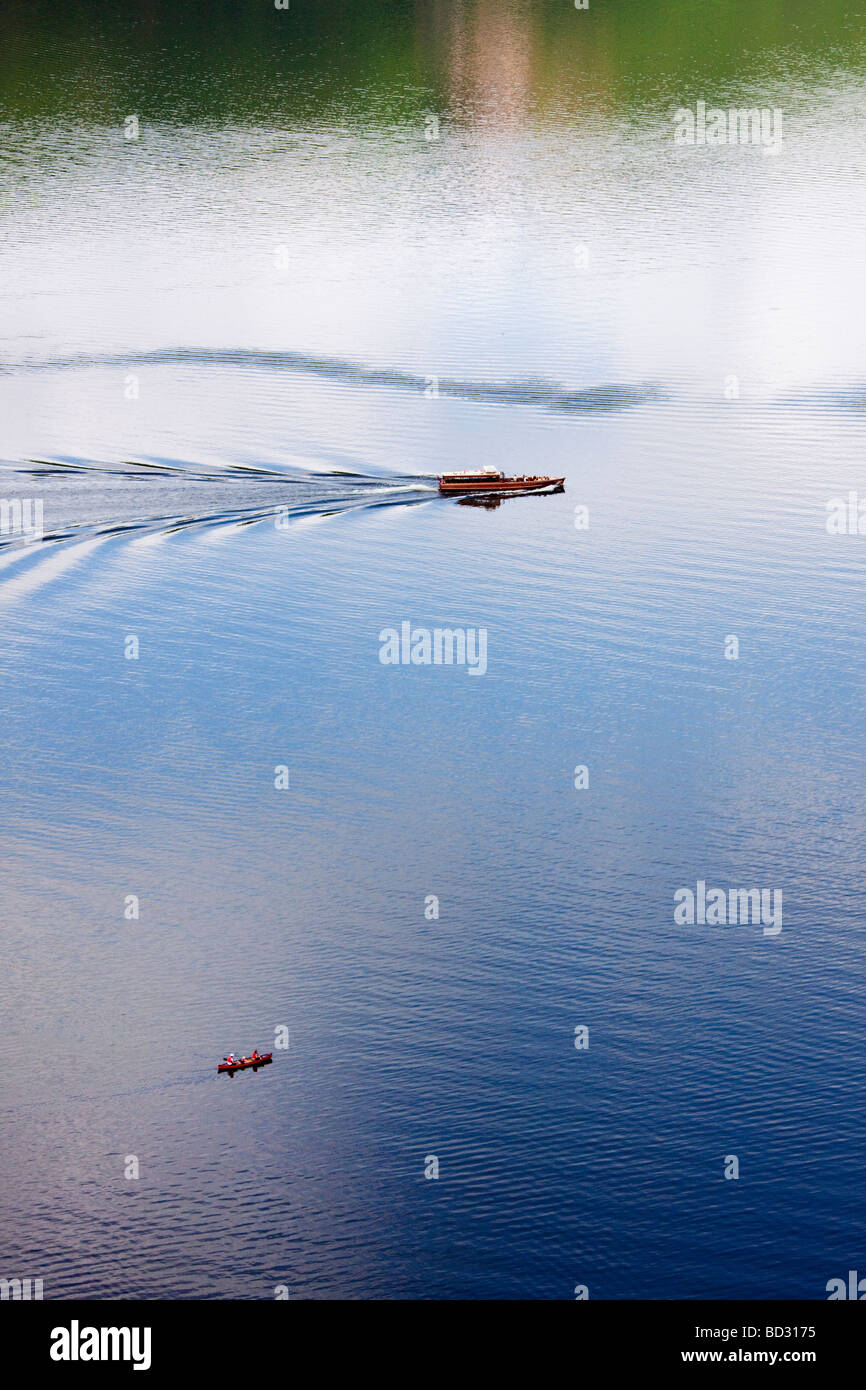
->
[[1, 0, 865, 1298]]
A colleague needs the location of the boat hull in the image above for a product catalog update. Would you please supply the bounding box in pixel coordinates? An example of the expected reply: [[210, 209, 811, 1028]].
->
[[438, 477, 564, 496]]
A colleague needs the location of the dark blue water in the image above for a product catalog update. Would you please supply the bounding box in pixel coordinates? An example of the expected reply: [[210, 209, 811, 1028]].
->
[[1, 400, 864, 1298]]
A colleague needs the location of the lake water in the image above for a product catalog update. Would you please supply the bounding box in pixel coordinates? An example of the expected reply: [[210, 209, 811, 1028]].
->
[[1, 0, 865, 1299]]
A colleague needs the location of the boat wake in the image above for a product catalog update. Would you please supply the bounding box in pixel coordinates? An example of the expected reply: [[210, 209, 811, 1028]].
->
[[0, 347, 661, 413], [0, 457, 437, 556]]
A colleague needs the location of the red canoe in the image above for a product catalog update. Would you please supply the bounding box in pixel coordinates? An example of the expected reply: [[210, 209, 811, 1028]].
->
[[217, 1053, 273, 1073]]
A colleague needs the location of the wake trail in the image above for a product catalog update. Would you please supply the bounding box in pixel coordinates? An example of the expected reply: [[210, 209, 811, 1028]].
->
[[0, 347, 661, 412]]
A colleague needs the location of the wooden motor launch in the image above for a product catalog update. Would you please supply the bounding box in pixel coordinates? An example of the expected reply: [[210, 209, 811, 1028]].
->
[[437, 468, 565, 496]]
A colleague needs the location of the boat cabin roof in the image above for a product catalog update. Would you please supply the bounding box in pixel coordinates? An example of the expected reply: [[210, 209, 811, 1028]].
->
[[440, 468, 502, 480]]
